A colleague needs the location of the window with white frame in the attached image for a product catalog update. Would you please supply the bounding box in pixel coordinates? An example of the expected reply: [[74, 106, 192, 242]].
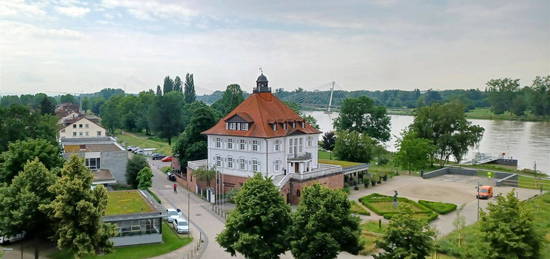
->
[[252, 140, 258, 151], [299, 138, 303, 153], [216, 156, 222, 167], [272, 123, 276, 131], [289, 138, 293, 153], [274, 160, 280, 172], [292, 122, 296, 128], [85, 124, 89, 128], [239, 159, 245, 170], [274, 140, 280, 151], [73, 124, 76, 128], [73, 132, 77, 136], [241, 123, 248, 131], [216, 138, 221, 148], [307, 136, 312, 147], [240, 139, 246, 150], [227, 138, 233, 149], [227, 157, 233, 168], [85, 157, 101, 170], [229, 123, 236, 130], [252, 160, 258, 172], [302, 121, 305, 128]]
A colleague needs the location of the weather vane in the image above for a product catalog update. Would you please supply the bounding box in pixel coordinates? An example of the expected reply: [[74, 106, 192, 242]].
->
[[259, 67, 263, 74]]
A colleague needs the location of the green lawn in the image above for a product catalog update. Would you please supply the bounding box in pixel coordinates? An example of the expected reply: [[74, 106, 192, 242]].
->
[[350, 200, 371, 216], [359, 193, 438, 222], [106, 191, 155, 216], [49, 223, 192, 259], [519, 175, 550, 191], [361, 220, 386, 234], [115, 131, 172, 155], [437, 192, 550, 258]]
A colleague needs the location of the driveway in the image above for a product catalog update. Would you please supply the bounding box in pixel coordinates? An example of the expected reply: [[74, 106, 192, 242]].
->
[[348, 175, 541, 236]]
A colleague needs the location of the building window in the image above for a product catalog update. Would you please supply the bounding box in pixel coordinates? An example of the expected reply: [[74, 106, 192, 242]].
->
[[272, 124, 276, 131], [252, 140, 258, 151], [307, 136, 312, 147], [85, 132, 89, 136], [252, 160, 258, 172], [216, 156, 222, 167], [229, 123, 236, 130], [289, 138, 293, 153], [239, 159, 245, 170], [73, 124, 76, 128], [73, 132, 77, 136], [85, 157, 101, 170], [297, 189, 301, 197], [302, 121, 305, 128], [241, 123, 248, 131], [239, 139, 246, 150], [227, 139, 233, 149], [216, 138, 221, 148], [227, 157, 233, 168], [274, 160, 280, 171], [97, 131, 102, 136], [299, 138, 303, 153], [79, 124, 83, 128], [79, 132, 83, 136], [274, 140, 280, 151], [292, 122, 296, 128], [85, 124, 89, 128]]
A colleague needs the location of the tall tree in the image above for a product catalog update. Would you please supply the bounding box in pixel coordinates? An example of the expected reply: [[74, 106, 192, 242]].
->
[[321, 131, 336, 152], [410, 102, 484, 166], [486, 78, 520, 114], [39, 95, 56, 115], [374, 205, 436, 259], [217, 173, 292, 258], [394, 130, 435, 173], [334, 96, 391, 142], [0, 159, 57, 238], [60, 94, 77, 104], [81, 97, 90, 112], [334, 130, 377, 163], [174, 76, 183, 93], [137, 167, 153, 190], [480, 191, 542, 259], [192, 166, 217, 188], [163, 76, 174, 94], [290, 184, 361, 259], [137, 90, 156, 135], [529, 75, 550, 116], [173, 103, 217, 167], [100, 95, 123, 134], [212, 84, 245, 115], [184, 73, 196, 104], [156, 85, 162, 96], [149, 91, 185, 145], [126, 155, 149, 188], [0, 138, 63, 183], [41, 156, 116, 258], [0, 105, 57, 152]]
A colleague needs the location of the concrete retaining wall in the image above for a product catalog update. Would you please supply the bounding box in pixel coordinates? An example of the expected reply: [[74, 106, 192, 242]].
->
[[423, 167, 516, 187], [491, 158, 518, 167], [447, 167, 477, 176], [496, 173, 518, 187], [422, 168, 449, 179]]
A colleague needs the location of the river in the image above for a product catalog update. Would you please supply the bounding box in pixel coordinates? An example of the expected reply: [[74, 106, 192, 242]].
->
[[304, 111, 550, 174]]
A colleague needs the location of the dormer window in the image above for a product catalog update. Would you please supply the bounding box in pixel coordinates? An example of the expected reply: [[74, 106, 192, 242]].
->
[[302, 121, 305, 128], [292, 122, 296, 128], [229, 123, 236, 130], [283, 123, 287, 130], [272, 123, 276, 131], [241, 123, 248, 131]]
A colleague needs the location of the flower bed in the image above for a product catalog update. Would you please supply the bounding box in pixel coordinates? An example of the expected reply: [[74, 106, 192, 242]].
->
[[418, 200, 457, 214], [359, 193, 438, 222]]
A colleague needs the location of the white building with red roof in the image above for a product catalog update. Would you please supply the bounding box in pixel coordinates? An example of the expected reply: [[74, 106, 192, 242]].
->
[[179, 74, 366, 204]]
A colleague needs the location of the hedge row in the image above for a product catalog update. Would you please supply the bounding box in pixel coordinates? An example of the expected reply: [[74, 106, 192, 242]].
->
[[359, 193, 438, 222], [418, 200, 457, 215], [350, 200, 371, 216]]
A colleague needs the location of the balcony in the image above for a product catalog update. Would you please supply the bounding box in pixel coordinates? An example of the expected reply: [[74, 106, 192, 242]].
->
[[287, 152, 312, 161]]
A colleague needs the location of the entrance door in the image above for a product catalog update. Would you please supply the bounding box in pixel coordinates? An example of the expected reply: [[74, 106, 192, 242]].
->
[[294, 163, 299, 173]]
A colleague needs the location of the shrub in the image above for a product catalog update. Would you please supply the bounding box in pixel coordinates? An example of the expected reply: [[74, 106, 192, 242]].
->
[[226, 188, 240, 203], [418, 200, 457, 214], [343, 186, 350, 194], [359, 193, 438, 222]]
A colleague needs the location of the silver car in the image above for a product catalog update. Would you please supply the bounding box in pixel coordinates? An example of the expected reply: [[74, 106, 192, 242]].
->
[[172, 217, 189, 234], [166, 208, 182, 223]]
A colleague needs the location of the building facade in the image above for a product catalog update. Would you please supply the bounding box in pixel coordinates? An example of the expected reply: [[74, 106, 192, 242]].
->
[[59, 117, 106, 139], [183, 73, 347, 204]]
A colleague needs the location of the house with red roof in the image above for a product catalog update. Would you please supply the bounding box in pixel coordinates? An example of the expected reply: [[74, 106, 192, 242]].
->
[[182, 73, 347, 204]]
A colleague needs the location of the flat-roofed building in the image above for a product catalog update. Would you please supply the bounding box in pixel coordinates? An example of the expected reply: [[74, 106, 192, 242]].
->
[[61, 137, 128, 185]]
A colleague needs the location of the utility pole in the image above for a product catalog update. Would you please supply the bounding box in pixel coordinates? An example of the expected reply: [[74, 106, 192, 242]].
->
[[476, 182, 480, 221]]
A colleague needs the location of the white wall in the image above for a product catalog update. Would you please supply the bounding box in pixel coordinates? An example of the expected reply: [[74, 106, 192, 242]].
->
[[59, 118, 106, 139], [206, 133, 320, 178]]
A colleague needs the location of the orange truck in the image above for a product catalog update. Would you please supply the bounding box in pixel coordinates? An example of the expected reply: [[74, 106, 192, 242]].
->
[[477, 185, 494, 199]]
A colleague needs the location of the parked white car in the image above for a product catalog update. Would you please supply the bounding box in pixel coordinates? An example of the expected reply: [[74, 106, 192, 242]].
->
[[172, 217, 189, 234], [0, 232, 25, 244], [166, 208, 182, 223]]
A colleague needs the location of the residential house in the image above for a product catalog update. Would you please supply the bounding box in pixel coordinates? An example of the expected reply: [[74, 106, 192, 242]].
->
[[59, 117, 106, 139]]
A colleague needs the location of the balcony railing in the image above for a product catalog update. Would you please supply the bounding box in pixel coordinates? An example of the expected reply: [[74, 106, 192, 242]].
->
[[287, 152, 312, 161]]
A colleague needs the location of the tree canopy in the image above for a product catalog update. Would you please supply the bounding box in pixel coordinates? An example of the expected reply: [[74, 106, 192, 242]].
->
[[334, 96, 391, 142], [192, 166, 217, 187], [217, 173, 292, 258], [41, 156, 116, 258], [0, 105, 58, 152], [480, 190, 542, 259], [410, 102, 484, 166], [126, 155, 149, 188], [163, 76, 174, 94], [150, 91, 186, 145], [212, 84, 245, 116], [290, 184, 361, 259], [334, 130, 377, 163], [137, 167, 153, 190], [394, 130, 435, 173], [321, 131, 336, 152], [0, 138, 63, 183], [184, 73, 196, 104], [375, 205, 436, 259]]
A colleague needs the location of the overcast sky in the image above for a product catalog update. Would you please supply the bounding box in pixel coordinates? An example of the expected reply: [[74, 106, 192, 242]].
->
[[0, 0, 549, 95]]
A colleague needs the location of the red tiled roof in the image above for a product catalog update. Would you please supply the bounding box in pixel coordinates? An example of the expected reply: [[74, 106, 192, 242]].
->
[[202, 92, 321, 138]]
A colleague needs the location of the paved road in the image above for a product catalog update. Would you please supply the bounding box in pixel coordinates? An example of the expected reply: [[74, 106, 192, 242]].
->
[[148, 159, 246, 259]]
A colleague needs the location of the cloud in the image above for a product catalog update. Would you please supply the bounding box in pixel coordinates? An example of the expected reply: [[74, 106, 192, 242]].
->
[[0, 0, 46, 17], [0, 21, 85, 40], [101, 0, 196, 21], [55, 6, 90, 17]]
